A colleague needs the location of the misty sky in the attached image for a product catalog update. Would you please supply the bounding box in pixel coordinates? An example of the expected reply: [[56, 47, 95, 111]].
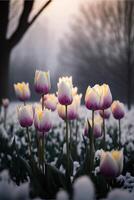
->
[[10, 0, 88, 76]]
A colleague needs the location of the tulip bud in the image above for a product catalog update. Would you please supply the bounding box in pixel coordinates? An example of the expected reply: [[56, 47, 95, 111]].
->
[[18, 105, 33, 127], [2, 98, 10, 108], [34, 70, 51, 94], [34, 106, 52, 133], [41, 94, 58, 111], [99, 108, 111, 119], [100, 84, 112, 110], [111, 101, 125, 120], [100, 150, 123, 177], [14, 82, 30, 101], [85, 85, 101, 110], [57, 76, 73, 105], [84, 116, 102, 138]]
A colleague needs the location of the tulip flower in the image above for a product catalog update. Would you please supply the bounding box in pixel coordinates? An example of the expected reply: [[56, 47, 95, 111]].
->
[[57, 76, 73, 105], [111, 101, 125, 120], [85, 84, 102, 173], [18, 105, 33, 127], [2, 98, 9, 108], [18, 105, 33, 156], [14, 82, 30, 102], [34, 70, 51, 95], [42, 94, 58, 111], [100, 150, 123, 178], [85, 85, 101, 111], [99, 84, 112, 110], [57, 94, 82, 120], [99, 108, 111, 119], [34, 106, 52, 133], [111, 101, 125, 149], [99, 84, 112, 150], [84, 116, 102, 138]]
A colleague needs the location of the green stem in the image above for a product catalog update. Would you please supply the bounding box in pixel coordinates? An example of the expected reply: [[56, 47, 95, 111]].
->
[[65, 105, 70, 182], [26, 127, 32, 157], [89, 110, 95, 175], [42, 94, 44, 110], [36, 131, 40, 169], [69, 121, 72, 154], [119, 119, 121, 149], [42, 136, 45, 174], [75, 119, 78, 144], [103, 109, 106, 150], [3, 108, 7, 129]]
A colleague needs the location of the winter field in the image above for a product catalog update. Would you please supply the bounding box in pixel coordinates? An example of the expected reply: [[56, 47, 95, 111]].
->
[[0, 101, 134, 200]]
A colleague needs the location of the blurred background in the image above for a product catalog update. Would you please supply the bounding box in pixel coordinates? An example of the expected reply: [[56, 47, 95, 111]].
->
[[0, 0, 134, 109]]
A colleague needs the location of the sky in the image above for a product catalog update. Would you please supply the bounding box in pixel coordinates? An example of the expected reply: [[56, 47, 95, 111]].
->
[[10, 0, 89, 74]]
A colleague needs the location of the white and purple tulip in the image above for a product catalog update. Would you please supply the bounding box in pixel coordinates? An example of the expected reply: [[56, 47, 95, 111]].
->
[[100, 150, 123, 178], [14, 82, 30, 101], [42, 94, 58, 111], [99, 108, 111, 119], [85, 85, 101, 110], [18, 105, 33, 127], [34, 106, 52, 133], [111, 100, 125, 120], [84, 116, 102, 138], [34, 70, 51, 94], [100, 84, 112, 110], [57, 76, 73, 105]]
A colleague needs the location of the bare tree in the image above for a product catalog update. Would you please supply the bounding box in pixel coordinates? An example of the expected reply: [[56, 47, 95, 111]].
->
[[0, 0, 51, 100], [58, 0, 134, 109]]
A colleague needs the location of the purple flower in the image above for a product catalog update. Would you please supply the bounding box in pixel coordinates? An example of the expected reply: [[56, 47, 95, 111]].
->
[[111, 100, 125, 120], [100, 150, 123, 178], [34, 70, 51, 94], [18, 105, 33, 127]]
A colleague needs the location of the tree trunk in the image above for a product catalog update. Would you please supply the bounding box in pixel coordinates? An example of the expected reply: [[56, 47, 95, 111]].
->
[[0, 49, 10, 101]]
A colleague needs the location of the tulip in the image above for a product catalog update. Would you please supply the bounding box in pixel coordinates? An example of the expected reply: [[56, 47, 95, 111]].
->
[[111, 101, 125, 120], [111, 101, 125, 149], [18, 105, 33, 157], [14, 82, 30, 102], [18, 105, 33, 127], [85, 85, 101, 173], [100, 150, 123, 178], [85, 85, 101, 110], [34, 106, 52, 133], [99, 108, 111, 119], [84, 116, 102, 138], [42, 94, 58, 111], [34, 70, 51, 95], [57, 94, 82, 120], [57, 76, 73, 105], [99, 84, 112, 150], [99, 84, 112, 110], [2, 98, 9, 108]]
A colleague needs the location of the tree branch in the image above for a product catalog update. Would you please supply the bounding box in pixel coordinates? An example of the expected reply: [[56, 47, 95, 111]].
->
[[0, 0, 10, 43], [29, 0, 52, 26], [8, 0, 51, 49]]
